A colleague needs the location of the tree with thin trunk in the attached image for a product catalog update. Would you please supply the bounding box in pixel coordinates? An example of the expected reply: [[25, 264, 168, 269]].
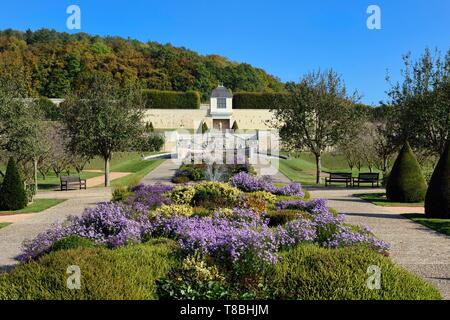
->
[[60, 75, 145, 187], [272, 70, 357, 184]]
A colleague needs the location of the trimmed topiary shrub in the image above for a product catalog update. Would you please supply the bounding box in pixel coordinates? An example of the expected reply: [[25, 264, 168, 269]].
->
[[231, 121, 239, 130], [233, 92, 289, 109], [425, 142, 450, 219], [0, 157, 28, 211], [201, 122, 208, 134], [386, 142, 427, 202], [49, 236, 97, 253], [0, 239, 180, 300], [143, 90, 200, 109]]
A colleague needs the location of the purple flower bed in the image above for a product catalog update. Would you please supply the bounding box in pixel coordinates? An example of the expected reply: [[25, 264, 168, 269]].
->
[[230, 172, 304, 197], [20, 183, 389, 264]]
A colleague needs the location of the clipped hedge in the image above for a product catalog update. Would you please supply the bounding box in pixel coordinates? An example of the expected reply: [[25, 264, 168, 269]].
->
[[267, 244, 441, 300], [386, 142, 428, 202], [143, 89, 200, 109], [0, 239, 180, 300], [425, 142, 450, 219], [233, 92, 289, 109], [0, 157, 27, 211]]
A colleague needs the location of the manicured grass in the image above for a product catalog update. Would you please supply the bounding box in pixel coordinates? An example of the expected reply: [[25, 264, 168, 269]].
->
[[0, 199, 66, 216], [402, 214, 450, 236], [84, 152, 160, 171], [357, 193, 423, 207], [0, 223, 12, 229], [111, 159, 165, 187], [279, 152, 382, 186]]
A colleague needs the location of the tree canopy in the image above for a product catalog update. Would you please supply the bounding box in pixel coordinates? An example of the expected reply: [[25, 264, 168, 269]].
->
[[0, 28, 285, 101]]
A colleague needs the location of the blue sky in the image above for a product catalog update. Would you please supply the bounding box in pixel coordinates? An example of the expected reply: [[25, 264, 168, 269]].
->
[[1, 0, 449, 105]]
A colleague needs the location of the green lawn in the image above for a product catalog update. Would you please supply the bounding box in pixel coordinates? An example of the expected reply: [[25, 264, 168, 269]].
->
[[403, 214, 450, 236], [279, 152, 382, 186], [111, 159, 165, 187], [0, 199, 66, 216], [0, 222, 12, 229], [357, 193, 424, 207]]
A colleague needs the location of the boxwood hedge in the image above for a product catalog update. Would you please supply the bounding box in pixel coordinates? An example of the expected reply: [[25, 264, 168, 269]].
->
[[143, 90, 200, 109], [233, 92, 289, 109]]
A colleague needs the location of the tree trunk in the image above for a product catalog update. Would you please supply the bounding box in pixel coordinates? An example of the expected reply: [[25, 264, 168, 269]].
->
[[104, 156, 110, 187], [315, 153, 321, 184], [33, 158, 38, 192]]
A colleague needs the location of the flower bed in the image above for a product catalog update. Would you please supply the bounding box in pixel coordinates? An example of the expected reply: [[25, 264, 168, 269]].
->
[[230, 172, 304, 197], [11, 179, 441, 300]]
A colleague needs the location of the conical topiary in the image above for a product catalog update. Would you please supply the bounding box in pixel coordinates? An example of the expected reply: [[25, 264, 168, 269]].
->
[[201, 122, 209, 134], [386, 141, 427, 202], [425, 142, 449, 219], [232, 121, 239, 131], [0, 157, 28, 210]]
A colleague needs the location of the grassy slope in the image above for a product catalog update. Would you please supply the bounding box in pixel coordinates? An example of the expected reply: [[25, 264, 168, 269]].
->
[[402, 214, 450, 236], [0, 199, 66, 216], [0, 223, 12, 229], [111, 159, 165, 187]]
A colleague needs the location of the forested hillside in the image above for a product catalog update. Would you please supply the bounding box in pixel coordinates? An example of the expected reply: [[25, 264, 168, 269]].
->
[[0, 29, 285, 100]]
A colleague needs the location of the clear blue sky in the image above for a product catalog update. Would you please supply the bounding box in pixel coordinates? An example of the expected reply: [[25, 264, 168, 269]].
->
[[1, 0, 449, 105]]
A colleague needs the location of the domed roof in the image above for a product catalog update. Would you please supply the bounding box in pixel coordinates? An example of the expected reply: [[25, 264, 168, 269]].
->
[[211, 85, 232, 98]]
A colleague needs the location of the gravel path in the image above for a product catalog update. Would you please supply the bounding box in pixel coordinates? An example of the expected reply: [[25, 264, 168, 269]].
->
[[0, 188, 111, 270], [309, 187, 450, 299], [140, 159, 178, 185]]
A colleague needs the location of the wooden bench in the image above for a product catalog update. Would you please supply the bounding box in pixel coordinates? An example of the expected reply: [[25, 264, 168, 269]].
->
[[352, 173, 380, 187], [325, 173, 352, 187], [60, 176, 87, 191]]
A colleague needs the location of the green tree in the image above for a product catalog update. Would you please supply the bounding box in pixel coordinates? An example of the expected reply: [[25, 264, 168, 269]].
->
[[60, 74, 145, 187], [0, 157, 27, 210], [272, 70, 357, 184], [202, 122, 209, 134], [386, 142, 428, 202], [425, 141, 449, 219], [231, 121, 239, 131]]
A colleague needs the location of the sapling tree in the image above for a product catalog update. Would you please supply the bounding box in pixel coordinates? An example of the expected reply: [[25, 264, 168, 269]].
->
[[272, 70, 358, 184]]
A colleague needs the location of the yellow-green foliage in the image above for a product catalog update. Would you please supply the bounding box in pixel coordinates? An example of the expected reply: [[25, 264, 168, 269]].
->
[[169, 185, 196, 205], [0, 239, 180, 300], [268, 244, 441, 300], [154, 204, 193, 217], [247, 191, 277, 204], [112, 185, 131, 202]]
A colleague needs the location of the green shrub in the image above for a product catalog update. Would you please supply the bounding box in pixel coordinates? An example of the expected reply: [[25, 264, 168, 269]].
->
[[386, 142, 428, 202], [265, 244, 441, 300], [172, 175, 190, 184], [192, 182, 241, 208], [266, 210, 307, 227], [202, 122, 209, 134], [0, 157, 27, 211], [0, 239, 180, 300], [112, 185, 131, 202], [49, 236, 97, 253], [37, 97, 59, 120], [231, 121, 239, 130], [143, 90, 200, 109], [233, 92, 289, 109], [425, 142, 450, 219]]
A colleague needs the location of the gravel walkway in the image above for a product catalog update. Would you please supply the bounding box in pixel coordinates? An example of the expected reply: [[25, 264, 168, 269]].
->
[[140, 159, 179, 185], [309, 187, 450, 299], [0, 188, 111, 270]]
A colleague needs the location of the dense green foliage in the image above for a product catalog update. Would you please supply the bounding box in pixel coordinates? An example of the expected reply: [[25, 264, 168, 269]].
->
[[267, 244, 441, 300], [425, 142, 450, 219], [0, 239, 180, 300], [143, 89, 200, 109], [0, 29, 284, 100], [386, 142, 428, 202], [233, 92, 289, 109], [49, 236, 97, 253], [37, 97, 59, 120], [0, 157, 27, 210]]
